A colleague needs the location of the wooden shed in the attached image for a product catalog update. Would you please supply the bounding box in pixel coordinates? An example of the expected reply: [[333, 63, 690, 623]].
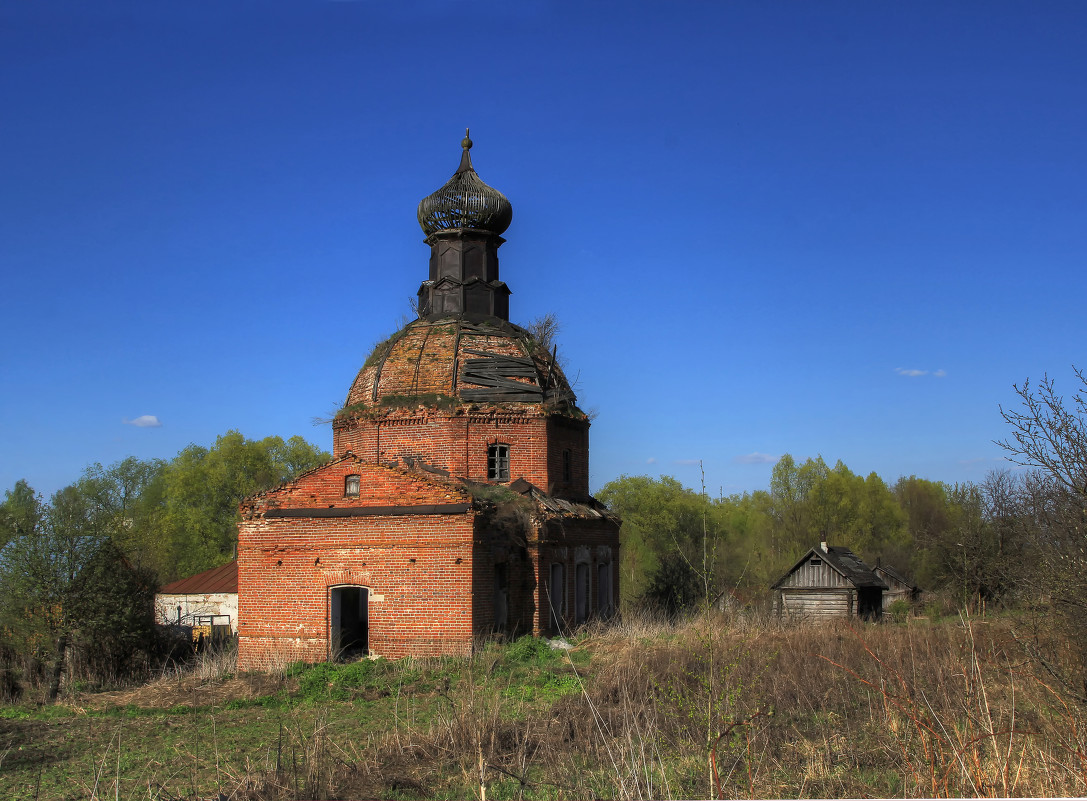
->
[[873, 562, 921, 611], [772, 543, 888, 620]]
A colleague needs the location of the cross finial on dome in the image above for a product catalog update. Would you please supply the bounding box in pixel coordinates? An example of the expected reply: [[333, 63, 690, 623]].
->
[[457, 128, 474, 174], [418, 131, 512, 236]]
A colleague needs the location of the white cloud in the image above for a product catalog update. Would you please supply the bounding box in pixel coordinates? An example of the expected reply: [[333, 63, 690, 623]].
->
[[673, 459, 701, 466], [123, 415, 162, 428], [734, 452, 777, 465], [646, 457, 657, 465], [894, 367, 949, 378]]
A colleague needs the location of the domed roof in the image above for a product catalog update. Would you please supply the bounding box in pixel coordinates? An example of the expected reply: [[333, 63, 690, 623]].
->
[[342, 317, 578, 415], [417, 130, 513, 237]]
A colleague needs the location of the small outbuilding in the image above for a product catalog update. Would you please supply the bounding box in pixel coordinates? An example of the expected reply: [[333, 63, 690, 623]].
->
[[873, 562, 921, 611], [772, 542, 888, 620], [155, 560, 239, 639]]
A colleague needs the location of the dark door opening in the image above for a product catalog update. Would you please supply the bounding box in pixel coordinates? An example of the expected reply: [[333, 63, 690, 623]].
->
[[857, 588, 882, 621], [330, 586, 369, 660]]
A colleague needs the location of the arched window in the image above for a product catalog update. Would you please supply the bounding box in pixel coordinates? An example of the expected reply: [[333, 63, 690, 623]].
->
[[548, 562, 566, 626], [575, 561, 590, 623], [487, 444, 510, 481], [597, 562, 613, 617]]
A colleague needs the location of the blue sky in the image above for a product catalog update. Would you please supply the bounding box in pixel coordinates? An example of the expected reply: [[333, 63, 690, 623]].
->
[[2, 1, 1086, 500]]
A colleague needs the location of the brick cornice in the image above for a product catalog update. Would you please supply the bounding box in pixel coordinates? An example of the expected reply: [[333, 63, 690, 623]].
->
[[264, 503, 471, 518]]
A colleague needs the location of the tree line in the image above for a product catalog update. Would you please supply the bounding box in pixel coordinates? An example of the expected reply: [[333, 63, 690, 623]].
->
[[600, 458, 1027, 612], [0, 431, 328, 698], [601, 367, 1087, 705], [4, 368, 1087, 706]]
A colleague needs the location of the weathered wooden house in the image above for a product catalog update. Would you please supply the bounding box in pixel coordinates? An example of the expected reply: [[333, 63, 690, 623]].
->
[[873, 562, 921, 610], [772, 542, 888, 620]]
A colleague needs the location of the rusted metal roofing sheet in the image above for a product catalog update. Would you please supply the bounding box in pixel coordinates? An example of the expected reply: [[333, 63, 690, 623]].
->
[[160, 560, 238, 594]]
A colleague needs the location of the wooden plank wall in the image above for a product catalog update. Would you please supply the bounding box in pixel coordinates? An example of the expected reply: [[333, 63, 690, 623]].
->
[[882, 588, 912, 609], [778, 589, 853, 619], [778, 558, 849, 589]]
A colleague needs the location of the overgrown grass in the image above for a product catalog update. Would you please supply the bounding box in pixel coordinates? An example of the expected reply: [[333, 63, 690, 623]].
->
[[3, 620, 1087, 799]]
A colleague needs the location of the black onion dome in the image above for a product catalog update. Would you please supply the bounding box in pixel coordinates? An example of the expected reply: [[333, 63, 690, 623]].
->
[[417, 130, 513, 237]]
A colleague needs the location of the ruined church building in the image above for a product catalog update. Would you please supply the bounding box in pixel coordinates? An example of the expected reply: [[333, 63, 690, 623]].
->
[[236, 133, 621, 670]]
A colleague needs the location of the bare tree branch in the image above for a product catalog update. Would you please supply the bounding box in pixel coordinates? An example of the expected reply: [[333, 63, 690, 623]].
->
[[996, 368, 1087, 497]]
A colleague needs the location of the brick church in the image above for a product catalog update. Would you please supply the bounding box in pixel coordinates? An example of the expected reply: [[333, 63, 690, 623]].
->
[[235, 133, 621, 669]]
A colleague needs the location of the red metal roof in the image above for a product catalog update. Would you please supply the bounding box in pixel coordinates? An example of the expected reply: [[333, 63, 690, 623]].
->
[[159, 560, 238, 594]]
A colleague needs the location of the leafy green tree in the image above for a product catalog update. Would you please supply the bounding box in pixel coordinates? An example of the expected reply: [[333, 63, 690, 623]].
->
[[893, 475, 954, 587], [768, 456, 908, 572], [712, 491, 775, 589], [0, 483, 104, 700], [767, 454, 828, 560], [643, 551, 701, 617], [73, 457, 166, 571], [598, 475, 708, 609], [860, 471, 909, 558], [155, 431, 329, 581], [0, 479, 42, 552], [0, 480, 164, 699], [66, 541, 158, 681], [0, 431, 328, 699]]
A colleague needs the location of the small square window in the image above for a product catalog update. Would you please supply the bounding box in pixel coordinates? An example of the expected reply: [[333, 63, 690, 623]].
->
[[487, 444, 510, 482], [344, 474, 361, 497]]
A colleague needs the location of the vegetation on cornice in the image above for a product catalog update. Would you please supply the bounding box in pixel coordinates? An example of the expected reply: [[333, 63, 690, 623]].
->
[[335, 393, 463, 420], [380, 393, 462, 412], [544, 400, 589, 421], [465, 481, 530, 507]]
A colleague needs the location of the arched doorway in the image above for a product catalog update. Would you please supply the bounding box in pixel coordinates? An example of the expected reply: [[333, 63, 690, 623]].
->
[[329, 585, 369, 660]]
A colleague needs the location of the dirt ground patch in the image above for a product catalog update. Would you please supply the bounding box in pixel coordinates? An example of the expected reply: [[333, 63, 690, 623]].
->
[[70, 672, 294, 711]]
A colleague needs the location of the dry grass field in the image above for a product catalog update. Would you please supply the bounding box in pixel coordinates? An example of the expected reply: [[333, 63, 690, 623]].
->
[[2, 612, 1086, 799]]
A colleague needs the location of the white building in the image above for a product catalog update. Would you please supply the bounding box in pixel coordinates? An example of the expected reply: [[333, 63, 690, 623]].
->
[[155, 560, 238, 636]]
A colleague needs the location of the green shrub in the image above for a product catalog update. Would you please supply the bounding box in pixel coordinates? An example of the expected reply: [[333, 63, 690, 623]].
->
[[887, 599, 911, 622], [504, 636, 558, 668], [292, 659, 378, 702]]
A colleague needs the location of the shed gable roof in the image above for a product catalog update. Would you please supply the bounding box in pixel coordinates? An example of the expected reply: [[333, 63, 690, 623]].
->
[[772, 545, 888, 590], [874, 563, 919, 590]]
